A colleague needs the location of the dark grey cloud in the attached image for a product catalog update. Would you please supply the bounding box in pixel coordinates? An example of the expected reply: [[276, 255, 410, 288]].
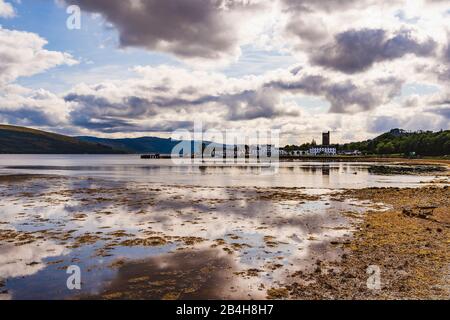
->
[[284, 15, 328, 45], [266, 74, 327, 95], [65, 93, 172, 133], [65, 86, 300, 132], [445, 39, 450, 63], [325, 82, 379, 113], [0, 107, 57, 127], [431, 96, 450, 106], [428, 106, 450, 120], [329, 77, 403, 113], [191, 89, 299, 121], [428, 94, 450, 120], [266, 73, 403, 113], [281, 0, 390, 47], [69, 104, 193, 133], [63, 63, 405, 136], [438, 71, 450, 82], [65, 93, 159, 118], [367, 115, 401, 133], [312, 29, 437, 73], [66, 0, 260, 60], [77, 119, 193, 134], [221, 89, 300, 121]]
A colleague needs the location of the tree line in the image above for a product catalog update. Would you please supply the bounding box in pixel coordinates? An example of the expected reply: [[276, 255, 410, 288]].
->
[[283, 129, 450, 156]]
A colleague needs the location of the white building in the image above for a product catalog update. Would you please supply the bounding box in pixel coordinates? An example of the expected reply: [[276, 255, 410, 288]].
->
[[339, 150, 362, 156], [279, 149, 309, 156], [309, 146, 337, 156]]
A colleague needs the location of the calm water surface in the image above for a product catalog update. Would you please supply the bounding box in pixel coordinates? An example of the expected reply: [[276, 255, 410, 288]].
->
[[0, 155, 445, 299], [0, 155, 439, 188]]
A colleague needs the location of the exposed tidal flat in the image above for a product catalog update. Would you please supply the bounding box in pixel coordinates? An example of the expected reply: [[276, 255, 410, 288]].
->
[[0, 156, 448, 300]]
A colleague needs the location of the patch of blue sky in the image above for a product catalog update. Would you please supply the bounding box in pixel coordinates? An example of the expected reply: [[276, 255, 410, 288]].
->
[[395, 10, 420, 24], [401, 82, 440, 97], [284, 96, 330, 113], [2, 2, 297, 92], [3, 1, 181, 92]]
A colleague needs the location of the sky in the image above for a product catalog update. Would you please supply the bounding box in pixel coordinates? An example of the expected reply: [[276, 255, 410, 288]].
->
[[0, 0, 449, 145]]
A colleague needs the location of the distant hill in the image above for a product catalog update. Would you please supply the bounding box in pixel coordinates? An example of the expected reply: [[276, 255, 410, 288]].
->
[[340, 129, 450, 156], [77, 136, 226, 154], [0, 124, 222, 155], [0, 125, 125, 154], [77, 136, 182, 154], [4, 125, 447, 156]]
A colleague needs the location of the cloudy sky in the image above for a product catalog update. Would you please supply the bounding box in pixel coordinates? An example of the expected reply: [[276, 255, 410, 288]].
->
[[0, 0, 449, 144]]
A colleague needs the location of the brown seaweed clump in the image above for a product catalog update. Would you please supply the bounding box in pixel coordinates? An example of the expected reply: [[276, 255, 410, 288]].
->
[[120, 236, 169, 247]]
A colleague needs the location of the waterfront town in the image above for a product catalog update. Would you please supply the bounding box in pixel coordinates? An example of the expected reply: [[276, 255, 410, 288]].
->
[[158, 131, 361, 160]]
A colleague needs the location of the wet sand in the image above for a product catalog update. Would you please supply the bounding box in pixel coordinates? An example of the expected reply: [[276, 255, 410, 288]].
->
[[83, 250, 241, 300], [0, 160, 448, 300]]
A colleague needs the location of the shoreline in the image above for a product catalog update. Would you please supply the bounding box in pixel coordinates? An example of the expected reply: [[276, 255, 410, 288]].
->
[[1, 153, 449, 164], [279, 156, 450, 166], [0, 162, 448, 300], [275, 185, 449, 300]]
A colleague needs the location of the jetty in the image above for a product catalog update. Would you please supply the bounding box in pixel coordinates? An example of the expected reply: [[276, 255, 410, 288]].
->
[[140, 154, 172, 159]]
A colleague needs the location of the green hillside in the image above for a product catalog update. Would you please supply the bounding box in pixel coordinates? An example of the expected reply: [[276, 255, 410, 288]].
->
[[340, 129, 450, 156], [0, 125, 125, 154], [284, 129, 450, 156]]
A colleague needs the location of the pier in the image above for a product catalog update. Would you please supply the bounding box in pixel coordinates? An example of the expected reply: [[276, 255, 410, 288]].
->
[[140, 154, 160, 159]]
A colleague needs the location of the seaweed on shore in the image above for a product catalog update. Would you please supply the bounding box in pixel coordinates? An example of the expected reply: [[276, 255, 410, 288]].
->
[[368, 165, 446, 175]]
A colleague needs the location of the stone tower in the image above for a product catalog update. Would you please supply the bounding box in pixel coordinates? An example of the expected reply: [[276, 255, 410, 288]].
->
[[322, 131, 330, 146]]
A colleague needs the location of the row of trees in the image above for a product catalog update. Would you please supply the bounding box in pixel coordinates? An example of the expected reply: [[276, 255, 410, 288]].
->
[[284, 142, 315, 152], [283, 129, 450, 156], [341, 129, 450, 156]]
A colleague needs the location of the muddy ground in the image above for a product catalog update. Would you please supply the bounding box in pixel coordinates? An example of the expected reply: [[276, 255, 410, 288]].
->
[[270, 186, 450, 300]]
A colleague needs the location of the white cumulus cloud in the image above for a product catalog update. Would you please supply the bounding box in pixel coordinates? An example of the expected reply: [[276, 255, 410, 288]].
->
[[0, 0, 14, 18]]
